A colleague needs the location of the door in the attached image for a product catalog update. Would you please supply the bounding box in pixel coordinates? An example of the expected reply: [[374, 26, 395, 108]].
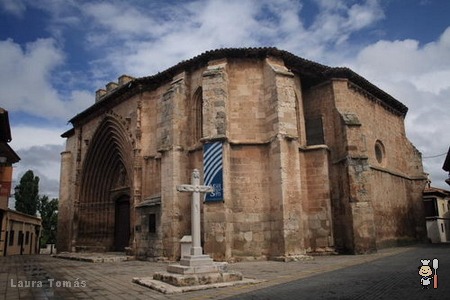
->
[[114, 196, 130, 251]]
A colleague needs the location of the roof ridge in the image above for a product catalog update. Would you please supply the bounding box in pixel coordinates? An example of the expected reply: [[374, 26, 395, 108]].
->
[[69, 47, 407, 125]]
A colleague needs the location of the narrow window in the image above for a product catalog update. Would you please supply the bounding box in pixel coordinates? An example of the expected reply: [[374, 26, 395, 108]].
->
[[149, 214, 156, 234], [441, 223, 445, 233], [9, 230, 14, 246], [192, 87, 203, 145], [25, 232, 29, 245], [295, 93, 302, 138], [305, 117, 324, 145], [18, 231, 23, 246]]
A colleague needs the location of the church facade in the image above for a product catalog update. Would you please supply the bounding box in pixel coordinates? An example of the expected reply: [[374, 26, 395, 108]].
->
[[57, 48, 427, 261]]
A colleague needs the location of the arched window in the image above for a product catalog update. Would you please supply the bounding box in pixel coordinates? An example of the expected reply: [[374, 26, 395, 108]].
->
[[192, 87, 203, 144], [295, 93, 301, 139]]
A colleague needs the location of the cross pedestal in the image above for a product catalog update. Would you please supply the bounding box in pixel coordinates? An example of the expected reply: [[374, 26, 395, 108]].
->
[[135, 169, 244, 290], [167, 169, 217, 274]]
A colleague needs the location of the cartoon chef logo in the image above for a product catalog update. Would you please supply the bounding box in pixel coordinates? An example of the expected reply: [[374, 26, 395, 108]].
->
[[419, 259, 438, 289]]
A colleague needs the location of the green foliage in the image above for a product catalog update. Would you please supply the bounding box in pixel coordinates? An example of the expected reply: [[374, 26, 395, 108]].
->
[[14, 170, 40, 216], [15, 169, 59, 245], [38, 196, 58, 245]]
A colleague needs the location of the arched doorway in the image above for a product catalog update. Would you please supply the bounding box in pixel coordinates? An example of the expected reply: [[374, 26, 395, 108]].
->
[[114, 195, 130, 251], [76, 116, 134, 252]]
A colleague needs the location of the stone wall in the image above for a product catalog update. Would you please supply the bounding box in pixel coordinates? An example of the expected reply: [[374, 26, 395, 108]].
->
[[59, 50, 426, 260], [227, 144, 271, 259], [135, 204, 163, 260], [301, 78, 426, 254], [57, 131, 77, 252], [300, 146, 333, 253], [302, 81, 346, 252], [202, 57, 307, 260]]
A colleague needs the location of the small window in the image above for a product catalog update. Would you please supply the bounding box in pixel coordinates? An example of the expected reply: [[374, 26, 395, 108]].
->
[[441, 223, 445, 233], [25, 232, 29, 245], [18, 231, 23, 246], [374, 140, 385, 165], [149, 214, 156, 233], [8, 231, 14, 246]]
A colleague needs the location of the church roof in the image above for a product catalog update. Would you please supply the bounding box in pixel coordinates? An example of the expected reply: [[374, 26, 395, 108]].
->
[[424, 186, 450, 198], [0, 107, 20, 164], [443, 147, 450, 172], [0, 107, 12, 142], [0, 143, 20, 164], [136, 195, 161, 208], [68, 47, 408, 126]]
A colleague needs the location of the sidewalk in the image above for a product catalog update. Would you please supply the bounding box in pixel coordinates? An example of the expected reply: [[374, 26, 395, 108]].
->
[[0, 246, 415, 299]]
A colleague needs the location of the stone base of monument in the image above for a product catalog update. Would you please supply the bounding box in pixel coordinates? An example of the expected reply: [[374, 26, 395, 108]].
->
[[154, 266, 243, 286], [132, 257, 260, 294], [132, 276, 259, 294], [166, 254, 219, 274], [133, 169, 260, 293]]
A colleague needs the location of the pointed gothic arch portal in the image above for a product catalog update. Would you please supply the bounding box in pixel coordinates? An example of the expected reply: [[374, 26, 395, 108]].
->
[[77, 116, 134, 252]]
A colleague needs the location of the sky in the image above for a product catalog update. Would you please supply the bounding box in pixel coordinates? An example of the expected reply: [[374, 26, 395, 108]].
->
[[0, 0, 449, 203]]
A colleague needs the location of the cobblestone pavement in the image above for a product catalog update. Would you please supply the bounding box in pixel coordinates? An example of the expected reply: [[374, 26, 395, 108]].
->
[[0, 244, 446, 299], [225, 243, 450, 300]]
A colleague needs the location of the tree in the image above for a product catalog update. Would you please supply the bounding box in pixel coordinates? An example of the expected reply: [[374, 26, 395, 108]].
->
[[14, 170, 59, 245], [38, 196, 58, 245], [14, 170, 40, 216]]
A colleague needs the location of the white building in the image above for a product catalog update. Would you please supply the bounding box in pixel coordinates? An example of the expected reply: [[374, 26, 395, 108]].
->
[[423, 187, 450, 243]]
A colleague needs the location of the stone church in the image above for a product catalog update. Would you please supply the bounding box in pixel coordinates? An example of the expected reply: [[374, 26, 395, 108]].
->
[[57, 48, 427, 261]]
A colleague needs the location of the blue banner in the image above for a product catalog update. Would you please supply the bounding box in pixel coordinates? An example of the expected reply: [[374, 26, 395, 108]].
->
[[203, 142, 223, 202]]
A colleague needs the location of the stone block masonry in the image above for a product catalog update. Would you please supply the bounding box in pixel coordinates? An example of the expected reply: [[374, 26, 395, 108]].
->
[[58, 48, 427, 261]]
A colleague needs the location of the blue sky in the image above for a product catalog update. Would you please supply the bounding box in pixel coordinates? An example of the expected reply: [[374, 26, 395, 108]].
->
[[0, 0, 449, 200]]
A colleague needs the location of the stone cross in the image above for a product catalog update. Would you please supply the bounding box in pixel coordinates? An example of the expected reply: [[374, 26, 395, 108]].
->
[[177, 169, 213, 256]]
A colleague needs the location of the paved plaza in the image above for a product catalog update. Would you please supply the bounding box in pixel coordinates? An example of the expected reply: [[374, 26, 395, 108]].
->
[[0, 244, 448, 299]]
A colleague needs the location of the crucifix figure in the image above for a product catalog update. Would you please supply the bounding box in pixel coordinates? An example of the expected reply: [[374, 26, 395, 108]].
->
[[177, 169, 213, 256]]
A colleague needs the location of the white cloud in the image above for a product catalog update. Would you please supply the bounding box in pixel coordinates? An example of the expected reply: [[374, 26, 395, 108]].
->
[[9, 130, 64, 199], [304, 0, 384, 49], [13, 144, 63, 198], [83, 0, 266, 76], [0, 39, 64, 115], [344, 27, 450, 189], [9, 126, 65, 150], [82, 0, 385, 76], [3, 0, 449, 194], [344, 0, 383, 31], [82, 2, 171, 38], [0, 0, 26, 17], [0, 38, 92, 121], [413, 70, 450, 94], [350, 27, 450, 85]]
